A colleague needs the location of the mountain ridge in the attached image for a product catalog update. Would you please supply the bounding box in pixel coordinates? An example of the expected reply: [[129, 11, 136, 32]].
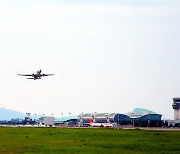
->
[[0, 108, 25, 120]]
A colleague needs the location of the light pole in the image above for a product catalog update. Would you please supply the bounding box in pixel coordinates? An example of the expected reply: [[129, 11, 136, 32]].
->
[[81, 112, 83, 122], [133, 117, 134, 127], [118, 114, 119, 126], [94, 112, 97, 122], [61, 113, 63, 122], [105, 113, 108, 123], [148, 113, 151, 127], [68, 113, 71, 127], [131, 113, 135, 127], [35, 114, 37, 124]]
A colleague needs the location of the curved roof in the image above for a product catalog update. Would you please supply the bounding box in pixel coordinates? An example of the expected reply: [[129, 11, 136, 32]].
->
[[55, 115, 77, 122], [109, 113, 117, 118], [95, 113, 108, 118], [82, 114, 94, 118], [135, 113, 162, 121], [132, 108, 156, 115]]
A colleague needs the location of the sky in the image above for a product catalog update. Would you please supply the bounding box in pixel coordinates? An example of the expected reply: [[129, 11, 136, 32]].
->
[[0, 0, 180, 119]]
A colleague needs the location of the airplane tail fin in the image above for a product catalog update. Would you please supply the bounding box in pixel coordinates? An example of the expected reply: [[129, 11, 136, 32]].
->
[[87, 118, 93, 124], [37, 69, 41, 74]]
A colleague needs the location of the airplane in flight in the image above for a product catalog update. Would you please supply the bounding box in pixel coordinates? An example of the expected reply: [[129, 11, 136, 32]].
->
[[87, 118, 113, 128], [18, 69, 54, 80]]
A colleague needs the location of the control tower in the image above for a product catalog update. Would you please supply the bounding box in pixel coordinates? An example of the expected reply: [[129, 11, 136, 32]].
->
[[172, 98, 180, 120]]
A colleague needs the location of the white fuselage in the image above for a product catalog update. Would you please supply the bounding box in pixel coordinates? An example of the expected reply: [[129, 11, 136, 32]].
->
[[90, 123, 113, 128], [33, 70, 42, 79]]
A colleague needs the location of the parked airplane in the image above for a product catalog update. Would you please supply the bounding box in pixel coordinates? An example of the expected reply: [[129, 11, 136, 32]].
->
[[18, 69, 54, 80], [87, 118, 113, 128]]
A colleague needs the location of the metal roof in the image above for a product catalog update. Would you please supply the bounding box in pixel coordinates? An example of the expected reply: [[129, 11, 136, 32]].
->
[[55, 115, 77, 122], [132, 108, 156, 115], [95, 113, 108, 118]]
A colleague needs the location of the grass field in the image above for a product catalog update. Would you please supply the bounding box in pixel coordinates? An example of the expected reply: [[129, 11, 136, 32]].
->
[[0, 127, 180, 153]]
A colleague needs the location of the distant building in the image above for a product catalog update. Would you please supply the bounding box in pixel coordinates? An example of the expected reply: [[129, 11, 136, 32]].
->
[[25, 113, 32, 124], [172, 98, 180, 120], [165, 98, 180, 127], [167, 120, 180, 127], [78, 113, 131, 125], [39, 116, 55, 126], [127, 108, 162, 127], [79, 108, 162, 127], [54, 115, 78, 127], [79, 113, 94, 123], [108, 113, 131, 125]]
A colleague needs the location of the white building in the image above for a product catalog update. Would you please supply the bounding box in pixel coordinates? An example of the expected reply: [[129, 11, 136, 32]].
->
[[39, 116, 55, 126]]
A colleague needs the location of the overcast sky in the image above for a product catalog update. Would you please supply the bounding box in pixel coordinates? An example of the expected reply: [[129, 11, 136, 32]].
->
[[0, 0, 180, 119]]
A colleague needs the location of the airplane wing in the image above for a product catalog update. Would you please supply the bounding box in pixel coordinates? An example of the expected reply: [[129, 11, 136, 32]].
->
[[42, 74, 54, 76], [26, 78, 40, 80], [18, 74, 33, 77]]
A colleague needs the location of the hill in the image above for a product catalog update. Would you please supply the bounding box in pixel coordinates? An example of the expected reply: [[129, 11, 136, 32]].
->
[[0, 108, 25, 120]]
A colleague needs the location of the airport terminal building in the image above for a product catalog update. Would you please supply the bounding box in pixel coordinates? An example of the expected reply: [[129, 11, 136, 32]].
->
[[35, 108, 162, 127], [127, 108, 162, 127], [78, 113, 131, 125], [78, 108, 162, 127]]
